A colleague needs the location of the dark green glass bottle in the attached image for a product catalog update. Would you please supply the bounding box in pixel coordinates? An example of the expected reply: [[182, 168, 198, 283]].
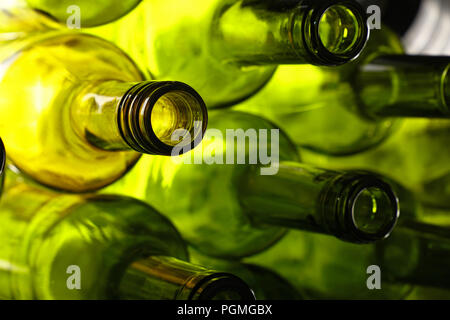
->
[[301, 118, 450, 209], [88, 0, 369, 107], [0, 28, 207, 192], [188, 247, 303, 300], [26, 0, 142, 27], [104, 110, 399, 259], [234, 26, 450, 155], [245, 190, 450, 299], [0, 171, 254, 300]]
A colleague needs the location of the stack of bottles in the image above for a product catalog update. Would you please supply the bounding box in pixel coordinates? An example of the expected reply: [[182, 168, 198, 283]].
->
[[0, 0, 448, 300]]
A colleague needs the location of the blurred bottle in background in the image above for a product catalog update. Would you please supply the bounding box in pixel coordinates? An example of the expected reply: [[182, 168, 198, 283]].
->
[[233, 26, 450, 155], [26, 0, 142, 27], [300, 119, 450, 209], [87, 0, 369, 108]]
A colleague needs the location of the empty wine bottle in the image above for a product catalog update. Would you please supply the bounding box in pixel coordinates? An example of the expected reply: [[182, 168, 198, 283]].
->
[[301, 118, 450, 209], [234, 26, 450, 155], [26, 0, 142, 27], [188, 247, 302, 300], [0, 30, 207, 192], [245, 188, 450, 299], [104, 110, 399, 258], [88, 0, 369, 107], [0, 171, 254, 300]]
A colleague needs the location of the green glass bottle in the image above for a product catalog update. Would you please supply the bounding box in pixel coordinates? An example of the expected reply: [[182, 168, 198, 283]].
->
[[0, 30, 207, 192], [188, 247, 303, 300], [88, 0, 369, 107], [234, 26, 450, 155], [26, 0, 142, 27], [245, 193, 450, 299], [301, 118, 450, 209], [0, 172, 254, 300], [104, 110, 399, 259]]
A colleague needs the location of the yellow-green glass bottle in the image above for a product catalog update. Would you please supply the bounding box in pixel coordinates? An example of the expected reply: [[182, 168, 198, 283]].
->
[[245, 189, 450, 299], [0, 171, 254, 300], [301, 118, 450, 209], [88, 0, 369, 107], [234, 26, 450, 155], [104, 110, 399, 259], [0, 29, 207, 192], [26, 0, 142, 27], [188, 247, 302, 300]]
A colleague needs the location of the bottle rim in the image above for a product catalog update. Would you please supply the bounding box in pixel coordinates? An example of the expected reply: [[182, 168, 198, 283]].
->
[[118, 81, 208, 156], [301, 0, 370, 65], [320, 171, 399, 243], [187, 272, 256, 300], [341, 172, 399, 243]]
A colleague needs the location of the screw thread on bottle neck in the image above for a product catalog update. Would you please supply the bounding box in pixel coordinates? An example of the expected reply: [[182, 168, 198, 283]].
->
[[319, 171, 399, 243], [118, 81, 208, 156]]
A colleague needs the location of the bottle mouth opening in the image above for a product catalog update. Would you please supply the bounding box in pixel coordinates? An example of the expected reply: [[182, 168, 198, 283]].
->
[[151, 90, 206, 147], [119, 81, 208, 156], [352, 186, 398, 236], [346, 176, 399, 242], [189, 273, 256, 300], [306, 1, 369, 65]]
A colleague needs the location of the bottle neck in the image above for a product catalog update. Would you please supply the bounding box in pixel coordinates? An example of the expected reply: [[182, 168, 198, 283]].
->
[[355, 55, 450, 119], [117, 256, 255, 300], [211, 0, 368, 66], [70, 80, 208, 156], [238, 161, 399, 243], [378, 219, 450, 289]]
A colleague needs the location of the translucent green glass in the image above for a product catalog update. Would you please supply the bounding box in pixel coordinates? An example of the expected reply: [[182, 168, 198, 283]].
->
[[0, 30, 207, 192], [0, 5, 61, 36], [234, 27, 450, 155], [104, 110, 399, 259], [88, 0, 368, 108], [318, 5, 360, 55], [246, 204, 450, 299], [0, 172, 254, 300], [301, 119, 450, 209], [26, 0, 142, 27]]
